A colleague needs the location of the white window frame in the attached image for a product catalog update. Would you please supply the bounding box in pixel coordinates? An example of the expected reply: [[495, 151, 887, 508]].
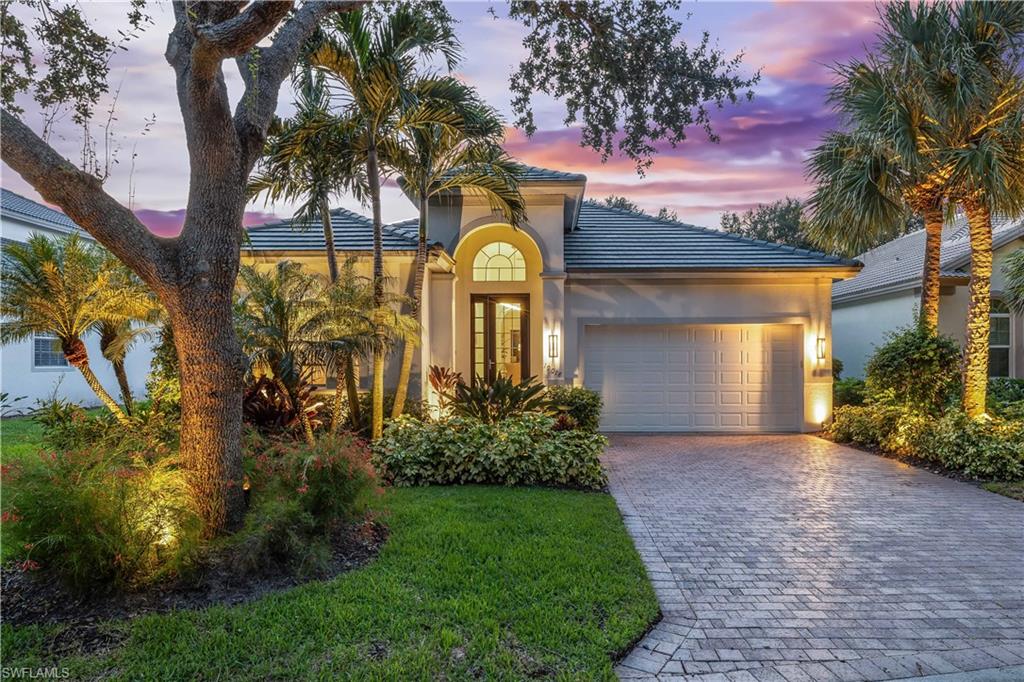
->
[[31, 332, 70, 371], [989, 299, 1013, 378], [472, 241, 527, 282]]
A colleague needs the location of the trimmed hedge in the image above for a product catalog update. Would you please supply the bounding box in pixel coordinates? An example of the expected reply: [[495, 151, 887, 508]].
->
[[372, 413, 608, 490], [827, 404, 1024, 480]]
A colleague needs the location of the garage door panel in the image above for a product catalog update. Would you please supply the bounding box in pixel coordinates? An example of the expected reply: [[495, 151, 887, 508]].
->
[[584, 324, 801, 433]]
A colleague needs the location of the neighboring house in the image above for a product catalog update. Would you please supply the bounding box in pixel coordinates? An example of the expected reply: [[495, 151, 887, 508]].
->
[[833, 216, 1024, 379], [244, 165, 860, 433], [0, 188, 155, 411]]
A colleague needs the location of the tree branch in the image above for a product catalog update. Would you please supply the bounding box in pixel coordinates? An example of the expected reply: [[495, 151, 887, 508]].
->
[[0, 108, 169, 287], [196, 1, 294, 61], [233, 0, 362, 171]]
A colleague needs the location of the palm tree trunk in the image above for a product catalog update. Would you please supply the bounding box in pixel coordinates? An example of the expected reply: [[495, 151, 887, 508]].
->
[[273, 376, 315, 445], [112, 359, 134, 416], [345, 352, 360, 429], [367, 135, 386, 439], [961, 200, 993, 418], [919, 200, 944, 333], [391, 192, 428, 419], [331, 353, 345, 433], [62, 337, 128, 423], [320, 198, 339, 284]]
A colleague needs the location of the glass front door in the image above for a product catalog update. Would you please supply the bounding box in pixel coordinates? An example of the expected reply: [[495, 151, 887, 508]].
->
[[471, 294, 530, 383]]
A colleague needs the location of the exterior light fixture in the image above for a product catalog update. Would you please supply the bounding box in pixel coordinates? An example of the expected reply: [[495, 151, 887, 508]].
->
[[816, 337, 827, 360], [548, 333, 559, 359]]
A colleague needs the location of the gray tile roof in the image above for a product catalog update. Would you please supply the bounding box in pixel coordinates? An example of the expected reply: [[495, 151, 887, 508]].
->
[[245, 208, 419, 252], [0, 188, 83, 235], [514, 164, 587, 183], [564, 202, 858, 271], [833, 215, 1024, 303]]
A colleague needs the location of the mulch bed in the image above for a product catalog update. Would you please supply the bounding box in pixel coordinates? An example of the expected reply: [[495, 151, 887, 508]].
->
[[2, 520, 388, 657]]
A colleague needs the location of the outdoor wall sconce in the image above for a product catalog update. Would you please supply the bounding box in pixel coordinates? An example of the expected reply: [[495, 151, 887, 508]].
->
[[548, 333, 559, 359], [816, 337, 827, 361]]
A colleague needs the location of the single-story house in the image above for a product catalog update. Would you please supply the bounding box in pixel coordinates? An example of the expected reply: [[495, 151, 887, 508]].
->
[[0, 189, 156, 411], [245, 165, 861, 433], [833, 216, 1024, 379]]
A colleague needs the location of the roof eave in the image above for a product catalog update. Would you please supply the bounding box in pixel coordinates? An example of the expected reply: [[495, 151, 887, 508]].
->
[[566, 264, 863, 279]]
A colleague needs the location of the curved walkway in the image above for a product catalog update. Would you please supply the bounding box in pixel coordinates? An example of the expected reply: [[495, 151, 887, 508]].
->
[[607, 434, 1024, 681]]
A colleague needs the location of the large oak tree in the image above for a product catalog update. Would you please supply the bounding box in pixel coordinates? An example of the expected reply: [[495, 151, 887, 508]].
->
[[1, 0, 757, 533]]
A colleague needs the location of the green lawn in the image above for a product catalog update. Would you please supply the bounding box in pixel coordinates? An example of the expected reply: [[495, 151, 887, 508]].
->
[[2, 483, 658, 680], [1, 416, 45, 461]]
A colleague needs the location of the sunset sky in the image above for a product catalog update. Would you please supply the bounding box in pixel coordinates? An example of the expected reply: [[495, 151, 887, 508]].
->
[[1, 1, 881, 235]]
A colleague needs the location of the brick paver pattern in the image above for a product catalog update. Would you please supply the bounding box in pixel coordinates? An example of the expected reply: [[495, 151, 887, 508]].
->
[[607, 435, 1024, 681]]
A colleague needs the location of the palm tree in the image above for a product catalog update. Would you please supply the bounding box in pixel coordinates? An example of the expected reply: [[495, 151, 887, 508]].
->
[[382, 98, 527, 418], [249, 68, 359, 285], [304, 6, 465, 439], [1004, 248, 1024, 313], [806, 2, 954, 332], [0, 234, 148, 422], [235, 262, 327, 443], [97, 254, 161, 415], [312, 257, 377, 432], [935, 1, 1024, 417]]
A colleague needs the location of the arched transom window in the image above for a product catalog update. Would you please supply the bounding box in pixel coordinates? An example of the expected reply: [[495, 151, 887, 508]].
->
[[473, 241, 526, 282]]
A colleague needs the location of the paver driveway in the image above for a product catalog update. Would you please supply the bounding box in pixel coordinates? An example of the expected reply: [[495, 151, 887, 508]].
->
[[607, 435, 1024, 681]]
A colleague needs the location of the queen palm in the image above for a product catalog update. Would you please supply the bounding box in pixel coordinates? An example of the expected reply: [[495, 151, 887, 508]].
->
[[305, 6, 470, 438], [0, 233, 147, 422], [382, 99, 527, 418], [249, 68, 358, 285]]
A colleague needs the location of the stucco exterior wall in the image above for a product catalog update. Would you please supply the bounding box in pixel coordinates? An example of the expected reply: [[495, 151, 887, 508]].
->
[[834, 237, 1024, 379], [564, 277, 836, 432], [1, 216, 155, 411], [833, 291, 918, 378]]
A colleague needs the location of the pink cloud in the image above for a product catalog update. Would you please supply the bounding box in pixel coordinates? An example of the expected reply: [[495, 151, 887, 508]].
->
[[134, 208, 279, 237]]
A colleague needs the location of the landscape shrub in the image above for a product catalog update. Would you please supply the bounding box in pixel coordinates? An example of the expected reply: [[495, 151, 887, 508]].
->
[[352, 390, 427, 435], [446, 374, 548, 423], [2, 446, 202, 592], [914, 411, 1024, 480], [827, 404, 1024, 480], [865, 325, 961, 413], [373, 413, 608, 490], [228, 431, 379, 575], [988, 378, 1024, 417], [545, 385, 603, 432], [833, 377, 866, 407], [33, 398, 178, 452]]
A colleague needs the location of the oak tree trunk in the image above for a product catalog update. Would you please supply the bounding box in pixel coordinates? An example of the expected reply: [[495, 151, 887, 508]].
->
[[391, 193, 428, 419], [169, 305, 247, 533], [961, 201, 994, 418], [919, 200, 944, 333]]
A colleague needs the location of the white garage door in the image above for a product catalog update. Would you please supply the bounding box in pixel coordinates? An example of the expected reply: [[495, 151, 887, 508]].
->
[[583, 324, 801, 432]]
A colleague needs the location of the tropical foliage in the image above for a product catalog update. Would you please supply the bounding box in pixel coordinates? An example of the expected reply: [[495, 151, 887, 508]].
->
[[0, 233, 155, 422], [373, 413, 608, 490]]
